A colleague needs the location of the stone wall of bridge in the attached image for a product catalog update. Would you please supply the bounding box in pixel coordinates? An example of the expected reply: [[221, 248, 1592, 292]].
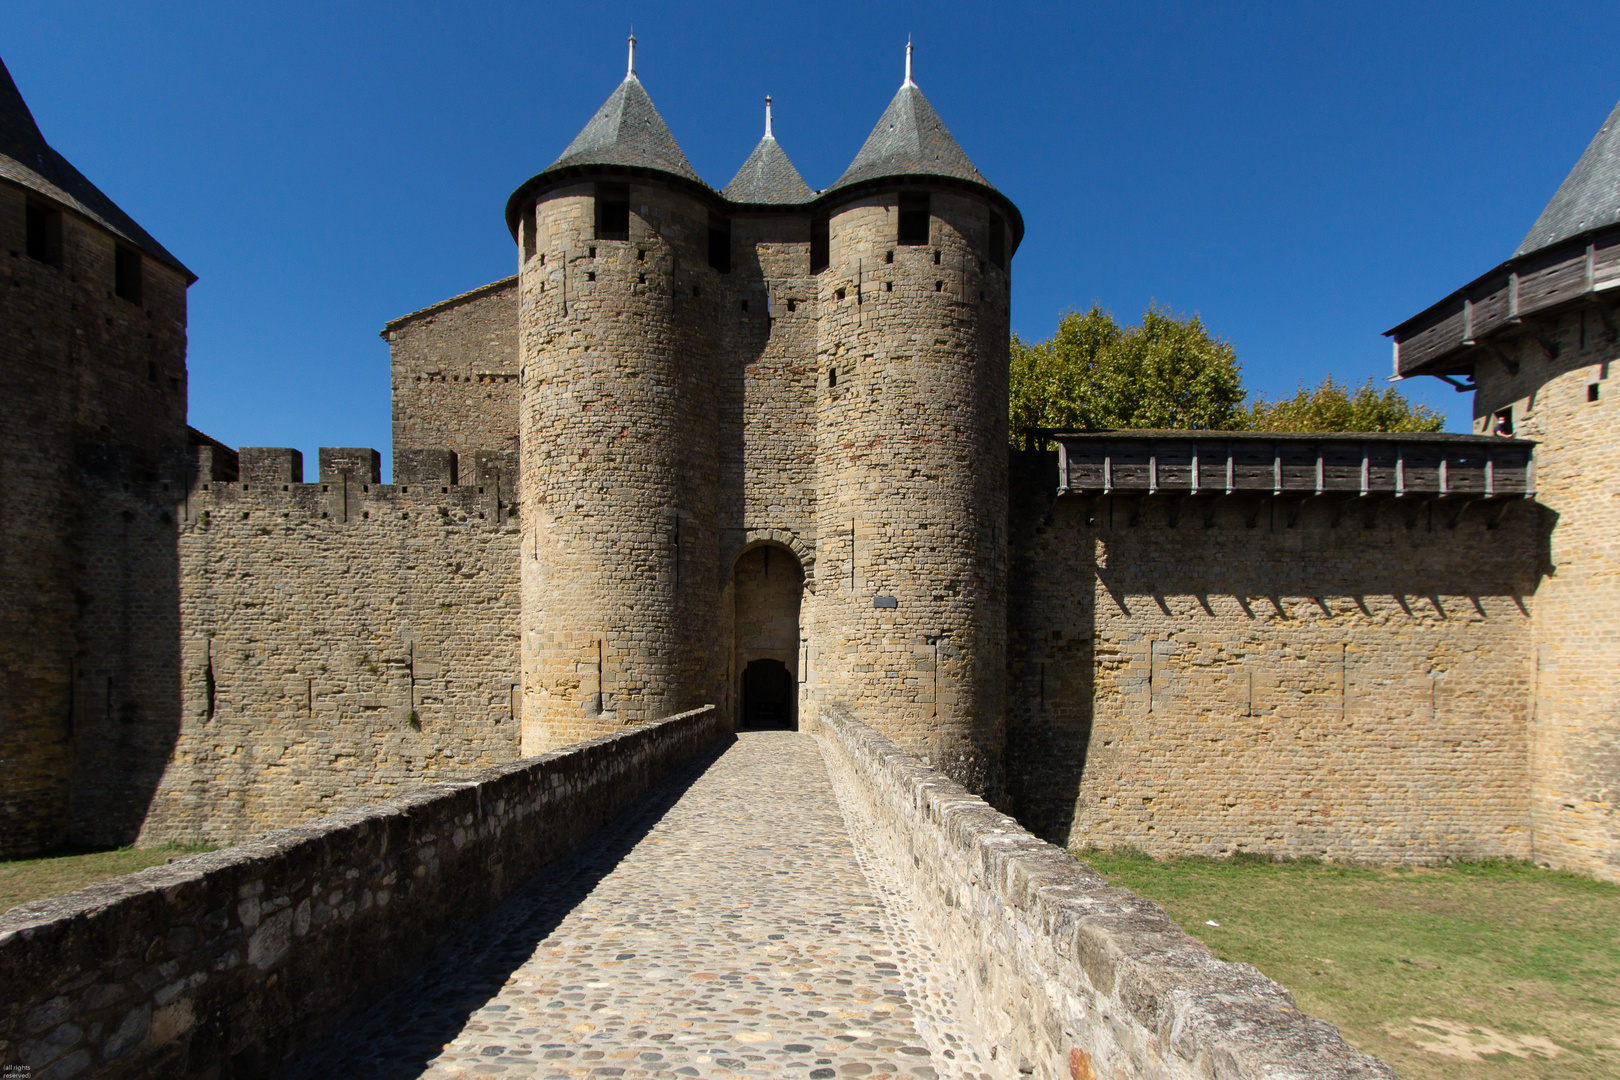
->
[[815, 705, 1395, 1080], [0, 706, 724, 1080]]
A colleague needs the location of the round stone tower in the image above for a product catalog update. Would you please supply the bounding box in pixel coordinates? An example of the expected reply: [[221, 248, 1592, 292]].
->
[[506, 39, 727, 752], [806, 45, 1022, 799]]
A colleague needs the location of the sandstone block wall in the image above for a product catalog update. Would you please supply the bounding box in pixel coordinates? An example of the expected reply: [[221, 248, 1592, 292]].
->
[[386, 277, 520, 461], [815, 705, 1395, 1080], [715, 214, 821, 723], [806, 188, 1011, 800], [1470, 307, 1620, 880], [518, 183, 726, 751], [0, 177, 189, 856], [731, 544, 805, 718], [1006, 451, 1545, 860], [0, 706, 723, 1080], [144, 449, 521, 846]]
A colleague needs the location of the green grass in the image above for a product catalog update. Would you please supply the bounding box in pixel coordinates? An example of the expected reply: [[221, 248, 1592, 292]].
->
[[1079, 849, 1620, 1080], [0, 844, 215, 916]]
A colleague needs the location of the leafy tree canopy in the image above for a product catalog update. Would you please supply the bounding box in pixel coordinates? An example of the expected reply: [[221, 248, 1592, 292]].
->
[[1010, 305, 1444, 444], [1009, 305, 1245, 435], [1245, 375, 1444, 433]]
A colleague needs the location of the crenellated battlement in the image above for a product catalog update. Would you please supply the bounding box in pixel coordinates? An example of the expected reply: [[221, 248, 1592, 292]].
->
[[188, 445, 519, 527]]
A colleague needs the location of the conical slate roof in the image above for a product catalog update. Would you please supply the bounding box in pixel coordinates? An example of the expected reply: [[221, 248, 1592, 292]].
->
[[723, 136, 813, 204], [546, 72, 703, 185], [1516, 97, 1620, 257], [826, 81, 993, 196], [0, 56, 193, 280]]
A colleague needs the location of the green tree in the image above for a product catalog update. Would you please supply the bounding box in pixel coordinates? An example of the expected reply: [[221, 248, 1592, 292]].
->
[[1245, 375, 1444, 433], [1009, 305, 1246, 445]]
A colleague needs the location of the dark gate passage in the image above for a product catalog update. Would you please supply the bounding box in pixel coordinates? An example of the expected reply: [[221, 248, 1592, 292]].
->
[[731, 543, 803, 730], [742, 658, 793, 729]]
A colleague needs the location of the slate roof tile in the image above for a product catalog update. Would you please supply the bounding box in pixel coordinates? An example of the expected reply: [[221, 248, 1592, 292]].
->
[[722, 136, 813, 205], [546, 74, 705, 186], [826, 83, 994, 196], [1517, 97, 1620, 257]]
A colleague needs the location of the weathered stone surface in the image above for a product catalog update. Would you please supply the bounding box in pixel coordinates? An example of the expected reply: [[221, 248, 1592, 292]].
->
[[385, 277, 520, 463], [814, 705, 1397, 1080], [280, 730, 990, 1080], [0, 706, 723, 1079], [1470, 307, 1620, 882], [1006, 451, 1545, 862]]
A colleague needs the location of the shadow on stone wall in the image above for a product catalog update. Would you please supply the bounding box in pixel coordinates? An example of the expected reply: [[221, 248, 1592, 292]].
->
[[274, 734, 733, 1080], [1005, 448, 1554, 849], [66, 444, 187, 848]]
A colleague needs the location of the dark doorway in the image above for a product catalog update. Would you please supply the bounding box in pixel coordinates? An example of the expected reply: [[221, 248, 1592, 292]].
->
[[741, 659, 793, 729]]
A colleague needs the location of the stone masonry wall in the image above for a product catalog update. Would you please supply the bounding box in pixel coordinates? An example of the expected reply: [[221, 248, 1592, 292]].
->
[[0, 177, 189, 856], [814, 705, 1396, 1080], [0, 706, 723, 1080], [1469, 306, 1620, 881], [716, 213, 821, 722], [386, 277, 520, 461], [731, 544, 805, 712], [1007, 451, 1544, 861], [143, 449, 521, 846], [806, 188, 1011, 801], [518, 182, 725, 752]]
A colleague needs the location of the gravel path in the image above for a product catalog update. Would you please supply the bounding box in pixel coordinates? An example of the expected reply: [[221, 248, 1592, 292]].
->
[[280, 731, 987, 1080]]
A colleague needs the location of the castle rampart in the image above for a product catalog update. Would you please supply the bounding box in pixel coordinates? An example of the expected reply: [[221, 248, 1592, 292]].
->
[[140, 445, 521, 845], [1007, 438, 1545, 860]]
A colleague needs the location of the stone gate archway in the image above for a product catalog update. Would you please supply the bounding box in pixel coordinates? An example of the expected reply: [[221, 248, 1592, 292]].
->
[[732, 544, 803, 729]]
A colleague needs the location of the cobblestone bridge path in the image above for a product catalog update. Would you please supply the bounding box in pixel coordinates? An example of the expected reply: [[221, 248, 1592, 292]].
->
[[282, 731, 988, 1080]]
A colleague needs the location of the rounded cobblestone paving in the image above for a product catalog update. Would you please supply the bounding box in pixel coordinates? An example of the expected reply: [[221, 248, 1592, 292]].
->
[[281, 732, 986, 1080]]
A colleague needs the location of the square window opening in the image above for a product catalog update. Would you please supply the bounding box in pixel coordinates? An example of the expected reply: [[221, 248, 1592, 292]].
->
[[810, 214, 830, 273], [1589, 383, 1601, 403], [114, 246, 143, 305], [829, 367, 837, 388], [25, 200, 62, 267], [1493, 409, 1514, 435], [708, 213, 731, 273], [898, 193, 929, 246], [595, 183, 629, 241]]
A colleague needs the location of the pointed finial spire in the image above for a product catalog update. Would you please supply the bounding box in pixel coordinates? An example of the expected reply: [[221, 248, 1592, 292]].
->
[[903, 36, 916, 87], [764, 95, 774, 139], [626, 30, 638, 81]]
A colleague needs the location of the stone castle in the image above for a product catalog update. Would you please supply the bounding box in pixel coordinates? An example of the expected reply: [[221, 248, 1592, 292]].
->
[[1, 42, 1615, 883]]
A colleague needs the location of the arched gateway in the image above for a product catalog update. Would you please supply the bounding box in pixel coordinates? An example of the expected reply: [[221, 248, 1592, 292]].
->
[[731, 544, 803, 729]]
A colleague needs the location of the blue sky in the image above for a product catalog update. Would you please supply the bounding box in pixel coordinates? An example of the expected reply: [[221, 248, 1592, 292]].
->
[[5, 2, 1618, 475]]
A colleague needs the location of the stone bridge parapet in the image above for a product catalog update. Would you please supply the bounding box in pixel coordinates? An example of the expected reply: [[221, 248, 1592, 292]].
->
[[0, 705, 723, 1079], [814, 704, 1397, 1080]]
